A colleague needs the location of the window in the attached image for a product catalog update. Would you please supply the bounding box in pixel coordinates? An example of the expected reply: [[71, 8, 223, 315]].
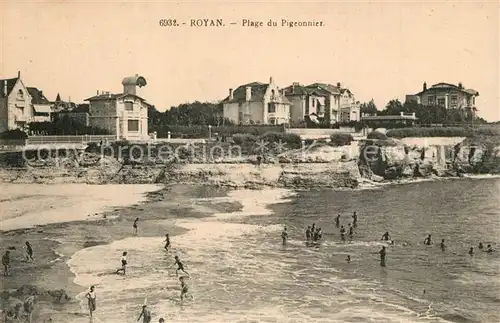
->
[[437, 98, 445, 107], [128, 120, 139, 132], [312, 99, 315, 108], [17, 89, 24, 100], [124, 101, 133, 111], [450, 95, 458, 105], [268, 103, 276, 113], [428, 95, 435, 104], [271, 89, 276, 100]]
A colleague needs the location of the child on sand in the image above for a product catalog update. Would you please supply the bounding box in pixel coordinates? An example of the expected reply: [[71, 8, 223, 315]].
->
[[25, 241, 34, 261], [116, 252, 128, 275], [85, 286, 96, 318], [133, 218, 139, 235], [2, 251, 10, 276]]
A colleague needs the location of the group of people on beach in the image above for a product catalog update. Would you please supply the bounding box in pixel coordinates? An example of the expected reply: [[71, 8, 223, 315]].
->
[[84, 219, 192, 322]]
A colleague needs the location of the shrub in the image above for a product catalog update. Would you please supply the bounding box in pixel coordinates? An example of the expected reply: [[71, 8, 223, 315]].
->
[[386, 127, 473, 138], [329, 133, 354, 146], [232, 133, 258, 146], [0, 129, 28, 140], [260, 132, 302, 149], [367, 131, 389, 140]]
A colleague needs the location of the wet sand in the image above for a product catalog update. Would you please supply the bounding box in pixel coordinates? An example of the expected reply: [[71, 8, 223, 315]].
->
[[0, 184, 239, 322]]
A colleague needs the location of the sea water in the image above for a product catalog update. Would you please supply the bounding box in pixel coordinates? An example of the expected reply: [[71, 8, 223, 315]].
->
[[67, 179, 500, 323]]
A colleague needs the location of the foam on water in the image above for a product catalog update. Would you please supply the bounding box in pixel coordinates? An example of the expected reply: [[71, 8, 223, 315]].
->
[[67, 187, 453, 323]]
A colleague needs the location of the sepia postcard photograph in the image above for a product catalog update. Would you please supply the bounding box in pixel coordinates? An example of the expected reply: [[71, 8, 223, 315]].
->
[[0, 0, 499, 322]]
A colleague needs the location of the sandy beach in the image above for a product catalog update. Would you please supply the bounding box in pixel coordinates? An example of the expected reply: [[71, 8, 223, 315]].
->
[[0, 183, 237, 322]]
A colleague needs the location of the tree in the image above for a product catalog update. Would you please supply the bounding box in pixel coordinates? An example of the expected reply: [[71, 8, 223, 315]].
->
[[359, 99, 378, 115], [379, 99, 404, 116]]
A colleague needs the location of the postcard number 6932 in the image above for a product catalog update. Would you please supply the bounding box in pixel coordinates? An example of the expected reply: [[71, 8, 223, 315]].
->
[[159, 19, 178, 27]]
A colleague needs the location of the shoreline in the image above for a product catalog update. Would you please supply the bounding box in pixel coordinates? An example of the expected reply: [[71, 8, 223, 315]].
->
[[1, 176, 499, 322], [0, 184, 239, 322]]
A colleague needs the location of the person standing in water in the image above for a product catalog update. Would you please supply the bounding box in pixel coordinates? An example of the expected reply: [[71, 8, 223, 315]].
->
[[379, 246, 386, 267], [424, 234, 432, 245], [381, 232, 391, 241], [346, 255, 351, 263], [133, 218, 139, 235], [179, 276, 192, 301], [164, 234, 171, 251], [335, 214, 340, 227], [25, 241, 34, 261], [440, 239, 446, 251], [305, 226, 311, 241], [137, 305, 152, 323], [478, 242, 484, 250], [348, 224, 354, 240], [340, 225, 346, 241], [174, 256, 190, 277], [116, 252, 128, 275], [352, 212, 358, 227], [468, 247, 474, 256], [486, 244, 494, 253], [2, 250, 10, 276], [281, 227, 288, 246], [311, 223, 316, 234], [85, 286, 96, 319]]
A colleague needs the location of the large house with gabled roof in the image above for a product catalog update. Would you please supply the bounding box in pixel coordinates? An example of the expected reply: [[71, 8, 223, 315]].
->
[[84, 74, 151, 140], [27, 87, 52, 122], [222, 77, 291, 125], [406, 82, 479, 110], [0, 71, 33, 132]]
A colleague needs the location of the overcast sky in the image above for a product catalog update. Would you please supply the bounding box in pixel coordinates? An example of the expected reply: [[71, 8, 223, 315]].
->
[[1, 0, 498, 121]]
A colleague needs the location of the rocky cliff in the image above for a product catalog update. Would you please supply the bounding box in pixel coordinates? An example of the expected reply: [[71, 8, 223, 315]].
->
[[0, 137, 498, 188]]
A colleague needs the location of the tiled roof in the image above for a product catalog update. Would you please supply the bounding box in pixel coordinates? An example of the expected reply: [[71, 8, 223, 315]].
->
[[416, 83, 478, 96], [27, 87, 50, 105], [307, 83, 341, 95], [283, 83, 310, 96], [84, 92, 147, 102], [222, 82, 291, 104], [0, 77, 19, 98]]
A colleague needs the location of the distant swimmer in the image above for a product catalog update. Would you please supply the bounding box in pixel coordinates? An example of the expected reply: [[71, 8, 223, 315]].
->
[[486, 244, 494, 253], [468, 247, 474, 256], [25, 241, 34, 261], [381, 232, 391, 241], [85, 286, 96, 319], [311, 223, 316, 234], [164, 234, 171, 251], [440, 239, 446, 251], [340, 226, 346, 241], [174, 256, 190, 277], [116, 251, 128, 275], [133, 218, 139, 235], [352, 212, 358, 227], [335, 214, 340, 227], [346, 255, 351, 263], [478, 242, 484, 250], [2, 250, 10, 276], [379, 246, 386, 267], [281, 227, 288, 246], [306, 226, 311, 241], [348, 224, 354, 239], [179, 276, 193, 302], [424, 234, 432, 245], [137, 305, 152, 323]]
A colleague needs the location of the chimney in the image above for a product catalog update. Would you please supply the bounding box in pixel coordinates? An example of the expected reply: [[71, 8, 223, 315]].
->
[[97, 90, 99, 95], [269, 76, 274, 84], [18, 71, 20, 78], [423, 82, 427, 91], [229, 88, 233, 100], [458, 82, 463, 89], [3, 82, 7, 96], [337, 82, 341, 88], [245, 86, 251, 101]]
